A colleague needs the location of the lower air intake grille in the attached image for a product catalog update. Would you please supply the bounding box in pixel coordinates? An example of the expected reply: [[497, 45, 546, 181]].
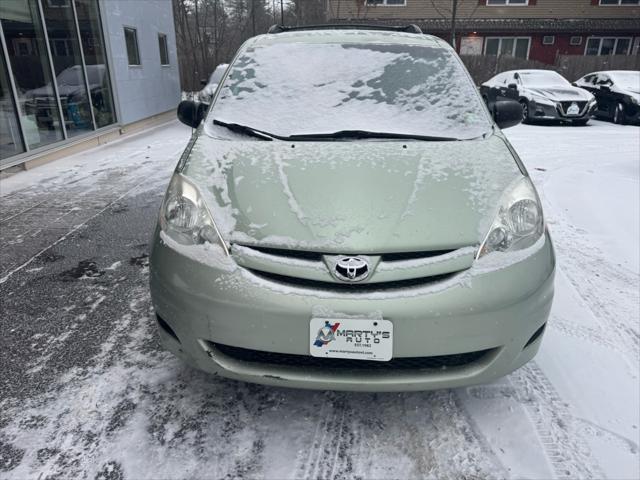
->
[[211, 342, 493, 371]]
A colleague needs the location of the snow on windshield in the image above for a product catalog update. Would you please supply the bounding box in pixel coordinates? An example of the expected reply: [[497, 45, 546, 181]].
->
[[210, 42, 490, 140], [519, 71, 570, 87], [610, 71, 640, 91]]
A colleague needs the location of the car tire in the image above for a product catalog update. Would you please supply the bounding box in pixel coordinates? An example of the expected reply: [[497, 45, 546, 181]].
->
[[520, 99, 530, 124], [613, 103, 626, 125]]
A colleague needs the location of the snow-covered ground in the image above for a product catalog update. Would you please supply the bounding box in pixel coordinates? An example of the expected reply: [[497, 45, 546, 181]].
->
[[0, 120, 638, 479]]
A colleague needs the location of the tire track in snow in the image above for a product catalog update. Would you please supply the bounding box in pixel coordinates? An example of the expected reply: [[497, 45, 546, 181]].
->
[[297, 393, 355, 480], [553, 220, 639, 368], [510, 363, 605, 479], [293, 390, 506, 480], [549, 314, 624, 351]]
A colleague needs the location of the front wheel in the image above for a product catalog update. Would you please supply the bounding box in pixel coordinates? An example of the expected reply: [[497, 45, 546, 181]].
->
[[613, 103, 626, 125], [520, 99, 530, 124]]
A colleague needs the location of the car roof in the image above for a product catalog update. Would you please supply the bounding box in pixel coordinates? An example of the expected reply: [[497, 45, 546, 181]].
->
[[247, 29, 447, 49], [502, 69, 560, 75], [582, 70, 638, 75]]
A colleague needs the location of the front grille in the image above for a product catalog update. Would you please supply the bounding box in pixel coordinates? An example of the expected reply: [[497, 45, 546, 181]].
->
[[238, 245, 457, 263], [242, 245, 323, 261], [381, 249, 455, 262], [246, 268, 458, 292], [559, 101, 587, 115], [211, 342, 494, 371]]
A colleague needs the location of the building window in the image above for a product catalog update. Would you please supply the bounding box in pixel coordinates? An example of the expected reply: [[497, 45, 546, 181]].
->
[[74, 0, 116, 128], [158, 33, 169, 65], [1, 0, 64, 151], [542, 35, 555, 45], [365, 0, 406, 5], [0, 0, 115, 165], [598, 0, 640, 5], [570, 36, 583, 46], [486, 0, 529, 5], [124, 27, 140, 66], [585, 37, 633, 55], [484, 37, 531, 58]]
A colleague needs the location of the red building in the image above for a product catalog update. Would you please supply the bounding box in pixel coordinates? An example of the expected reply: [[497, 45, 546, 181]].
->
[[327, 0, 640, 64]]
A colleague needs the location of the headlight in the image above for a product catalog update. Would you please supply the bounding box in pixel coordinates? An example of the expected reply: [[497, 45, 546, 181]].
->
[[476, 176, 544, 259], [160, 173, 228, 253], [530, 94, 555, 106]]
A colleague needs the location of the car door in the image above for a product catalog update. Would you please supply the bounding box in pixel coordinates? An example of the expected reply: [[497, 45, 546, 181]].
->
[[577, 74, 597, 96], [594, 74, 616, 119], [497, 72, 520, 102]]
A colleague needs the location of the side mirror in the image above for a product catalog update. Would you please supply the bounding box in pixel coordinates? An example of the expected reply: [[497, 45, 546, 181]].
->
[[177, 100, 208, 128], [200, 78, 207, 86], [507, 83, 518, 90], [493, 100, 522, 130]]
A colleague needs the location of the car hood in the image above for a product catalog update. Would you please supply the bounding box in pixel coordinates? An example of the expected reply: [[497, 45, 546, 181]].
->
[[182, 134, 523, 253], [525, 86, 592, 101], [613, 86, 640, 102]]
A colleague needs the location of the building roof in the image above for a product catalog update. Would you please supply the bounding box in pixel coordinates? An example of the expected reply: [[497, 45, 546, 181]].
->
[[332, 17, 640, 34]]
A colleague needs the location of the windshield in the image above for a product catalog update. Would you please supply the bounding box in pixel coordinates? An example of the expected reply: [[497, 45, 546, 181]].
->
[[210, 42, 490, 140], [209, 64, 228, 85], [519, 71, 570, 87], [610, 71, 640, 91]]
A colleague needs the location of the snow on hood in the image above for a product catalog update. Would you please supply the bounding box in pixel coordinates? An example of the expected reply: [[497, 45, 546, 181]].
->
[[525, 86, 592, 102], [181, 133, 523, 253]]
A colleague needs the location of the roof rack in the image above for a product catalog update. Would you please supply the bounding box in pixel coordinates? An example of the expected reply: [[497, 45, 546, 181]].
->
[[267, 24, 423, 35]]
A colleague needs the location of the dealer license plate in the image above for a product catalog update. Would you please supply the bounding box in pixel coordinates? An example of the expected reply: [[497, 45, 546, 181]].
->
[[567, 102, 580, 115], [309, 318, 393, 361]]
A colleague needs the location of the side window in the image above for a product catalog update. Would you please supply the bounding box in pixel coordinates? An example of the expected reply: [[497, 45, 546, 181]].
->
[[597, 75, 612, 86], [158, 33, 170, 66], [124, 27, 141, 66]]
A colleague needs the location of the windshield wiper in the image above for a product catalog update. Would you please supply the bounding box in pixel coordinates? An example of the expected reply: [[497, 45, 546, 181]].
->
[[213, 119, 279, 141], [286, 130, 459, 142]]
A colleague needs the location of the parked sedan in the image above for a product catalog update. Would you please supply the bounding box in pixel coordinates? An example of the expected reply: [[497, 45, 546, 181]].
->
[[481, 69, 596, 125], [151, 27, 554, 392], [574, 71, 640, 125]]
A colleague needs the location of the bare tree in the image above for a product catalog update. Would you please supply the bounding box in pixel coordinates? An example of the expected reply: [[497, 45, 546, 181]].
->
[[172, 0, 327, 90]]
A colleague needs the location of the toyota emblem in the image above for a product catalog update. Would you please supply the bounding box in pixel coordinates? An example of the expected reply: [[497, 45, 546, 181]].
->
[[334, 256, 369, 282]]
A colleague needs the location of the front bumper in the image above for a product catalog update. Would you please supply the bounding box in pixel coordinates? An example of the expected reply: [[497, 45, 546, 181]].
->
[[149, 229, 555, 392]]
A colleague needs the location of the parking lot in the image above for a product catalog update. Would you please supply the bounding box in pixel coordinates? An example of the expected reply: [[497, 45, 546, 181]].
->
[[0, 119, 638, 479]]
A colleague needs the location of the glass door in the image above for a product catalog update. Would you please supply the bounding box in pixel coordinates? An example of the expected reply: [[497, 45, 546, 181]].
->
[[41, 0, 94, 137], [1, 0, 64, 150], [0, 51, 24, 162]]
